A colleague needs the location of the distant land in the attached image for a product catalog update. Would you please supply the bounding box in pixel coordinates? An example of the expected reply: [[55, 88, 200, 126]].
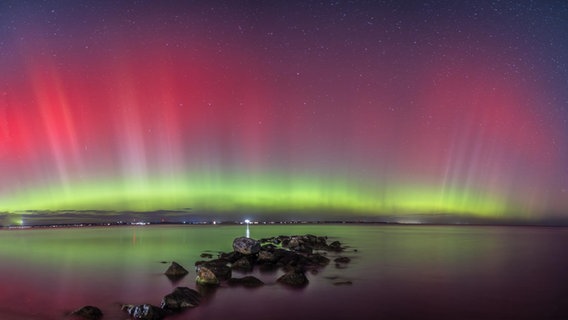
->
[[1, 210, 567, 228]]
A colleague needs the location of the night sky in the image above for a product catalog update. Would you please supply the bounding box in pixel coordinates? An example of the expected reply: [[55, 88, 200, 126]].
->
[[1, 1, 568, 225]]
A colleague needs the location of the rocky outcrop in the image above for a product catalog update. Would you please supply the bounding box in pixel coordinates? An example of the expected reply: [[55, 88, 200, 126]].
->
[[80, 233, 353, 319], [232, 237, 261, 255], [122, 304, 168, 320], [71, 305, 103, 320], [161, 287, 201, 310]]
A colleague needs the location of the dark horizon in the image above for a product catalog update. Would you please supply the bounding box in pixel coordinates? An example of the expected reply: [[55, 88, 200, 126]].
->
[[2, 209, 568, 228]]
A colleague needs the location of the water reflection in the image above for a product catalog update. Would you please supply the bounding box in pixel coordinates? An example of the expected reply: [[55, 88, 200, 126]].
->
[[0, 225, 567, 319]]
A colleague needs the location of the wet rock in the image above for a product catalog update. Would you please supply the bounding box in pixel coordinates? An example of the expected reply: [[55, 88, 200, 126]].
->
[[277, 270, 309, 287], [204, 263, 232, 281], [328, 240, 342, 252], [306, 253, 331, 267], [196, 266, 219, 286], [122, 304, 167, 320], [286, 236, 301, 250], [164, 261, 189, 277], [196, 258, 230, 268], [257, 250, 277, 263], [218, 251, 244, 263], [231, 256, 254, 272], [227, 276, 265, 288], [232, 237, 261, 255], [71, 305, 103, 320], [161, 287, 201, 310], [334, 256, 351, 264]]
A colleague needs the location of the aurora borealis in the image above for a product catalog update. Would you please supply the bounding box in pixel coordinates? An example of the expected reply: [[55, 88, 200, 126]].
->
[[1, 1, 568, 224]]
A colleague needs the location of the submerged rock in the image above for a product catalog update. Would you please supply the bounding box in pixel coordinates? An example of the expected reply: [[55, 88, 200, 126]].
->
[[71, 305, 103, 320], [227, 276, 265, 288], [328, 240, 343, 252], [232, 237, 261, 255], [277, 270, 309, 287], [334, 256, 351, 264], [122, 304, 167, 320], [164, 261, 189, 277], [161, 287, 201, 310]]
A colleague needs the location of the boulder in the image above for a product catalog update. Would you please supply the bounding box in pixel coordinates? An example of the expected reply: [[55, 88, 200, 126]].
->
[[232, 237, 261, 255], [121, 304, 167, 320], [227, 276, 265, 288], [231, 256, 254, 271], [71, 305, 103, 320], [277, 270, 309, 287], [196, 266, 219, 286], [164, 261, 189, 277], [161, 287, 201, 310], [286, 237, 301, 249]]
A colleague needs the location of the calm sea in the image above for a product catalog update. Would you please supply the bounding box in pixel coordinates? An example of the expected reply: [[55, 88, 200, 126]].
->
[[0, 224, 567, 320]]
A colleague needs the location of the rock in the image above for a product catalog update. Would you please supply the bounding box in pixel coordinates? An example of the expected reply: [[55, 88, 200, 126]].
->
[[334, 256, 351, 263], [232, 237, 261, 255], [257, 250, 277, 263], [164, 261, 189, 277], [205, 264, 232, 281], [306, 253, 331, 267], [227, 276, 265, 288], [71, 305, 103, 320], [287, 237, 301, 249], [122, 304, 167, 320], [196, 266, 219, 286], [328, 240, 342, 252], [161, 287, 201, 310], [196, 258, 230, 268], [231, 256, 254, 271], [277, 270, 309, 287], [218, 251, 244, 263]]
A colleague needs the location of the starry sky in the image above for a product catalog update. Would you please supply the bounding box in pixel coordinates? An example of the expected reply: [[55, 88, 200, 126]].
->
[[1, 0, 568, 225]]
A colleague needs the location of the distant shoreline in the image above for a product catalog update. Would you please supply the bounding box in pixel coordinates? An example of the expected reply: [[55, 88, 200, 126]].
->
[[3, 220, 567, 230]]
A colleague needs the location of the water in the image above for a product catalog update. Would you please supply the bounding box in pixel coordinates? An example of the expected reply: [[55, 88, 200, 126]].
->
[[1, 224, 567, 319]]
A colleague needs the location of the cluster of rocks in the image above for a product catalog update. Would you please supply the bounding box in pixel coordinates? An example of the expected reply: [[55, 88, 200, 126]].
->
[[71, 286, 201, 320], [194, 234, 349, 289], [70, 234, 353, 320]]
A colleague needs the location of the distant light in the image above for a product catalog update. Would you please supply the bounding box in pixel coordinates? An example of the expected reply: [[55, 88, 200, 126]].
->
[[244, 219, 250, 224]]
